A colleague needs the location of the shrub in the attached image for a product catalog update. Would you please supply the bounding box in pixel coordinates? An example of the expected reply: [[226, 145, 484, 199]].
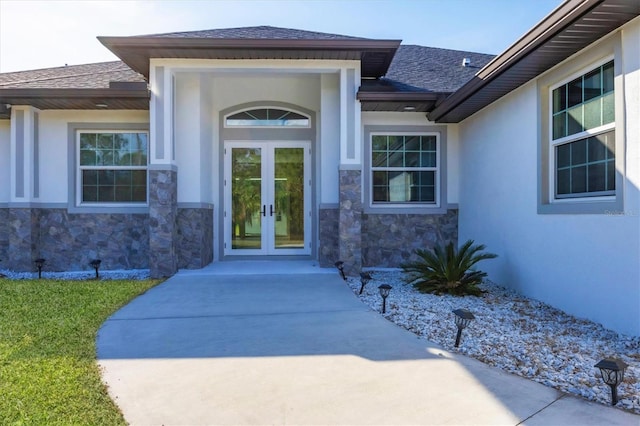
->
[[401, 240, 497, 296]]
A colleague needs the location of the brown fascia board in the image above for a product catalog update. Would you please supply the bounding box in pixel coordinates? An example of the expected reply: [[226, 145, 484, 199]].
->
[[428, 0, 604, 122], [356, 91, 445, 102], [0, 88, 149, 99], [98, 36, 402, 78]]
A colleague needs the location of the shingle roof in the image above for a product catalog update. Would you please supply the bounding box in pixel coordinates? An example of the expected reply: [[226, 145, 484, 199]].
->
[[0, 27, 494, 114], [0, 61, 145, 89], [384, 45, 495, 93], [141, 25, 368, 40]]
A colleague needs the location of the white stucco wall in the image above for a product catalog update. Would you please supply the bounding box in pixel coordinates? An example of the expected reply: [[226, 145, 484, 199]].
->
[[457, 21, 640, 336], [0, 120, 10, 203], [320, 73, 340, 205], [36, 110, 149, 203], [361, 112, 460, 205], [175, 73, 203, 203]]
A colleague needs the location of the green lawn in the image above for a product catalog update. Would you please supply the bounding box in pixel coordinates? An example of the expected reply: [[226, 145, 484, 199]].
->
[[0, 278, 161, 425]]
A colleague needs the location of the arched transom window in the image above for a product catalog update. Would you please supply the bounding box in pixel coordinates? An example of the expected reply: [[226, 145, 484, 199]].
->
[[225, 108, 310, 127]]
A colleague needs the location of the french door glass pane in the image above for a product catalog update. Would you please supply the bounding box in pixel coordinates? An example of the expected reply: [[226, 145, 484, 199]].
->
[[231, 148, 262, 250], [274, 148, 304, 249]]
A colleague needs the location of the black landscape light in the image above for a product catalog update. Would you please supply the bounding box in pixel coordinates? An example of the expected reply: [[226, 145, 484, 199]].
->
[[378, 284, 392, 313], [334, 260, 346, 280], [452, 308, 475, 348], [595, 358, 629, 405], [359, 272, 372, 295], [34, 258, 46, 279], [89, 259, 102, 279]]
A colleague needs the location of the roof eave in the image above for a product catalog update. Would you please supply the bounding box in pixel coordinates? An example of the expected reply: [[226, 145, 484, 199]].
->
[[98, 36, 402, 79], [0, 87, 150, 118], [357, 91, 450, 113], [428, 0, 640, 123]]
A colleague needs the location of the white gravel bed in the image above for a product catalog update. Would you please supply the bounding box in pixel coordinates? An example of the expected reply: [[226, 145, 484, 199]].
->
[[347, 270, 640, 414], [0, 268, 150, 281]]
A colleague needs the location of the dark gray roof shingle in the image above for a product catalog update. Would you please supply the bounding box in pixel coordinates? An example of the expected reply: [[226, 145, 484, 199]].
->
[[0, 61, 145, 89], [384, 45, 495, 93], [141, 25, 369, 40], [0, 29, 494, 96]]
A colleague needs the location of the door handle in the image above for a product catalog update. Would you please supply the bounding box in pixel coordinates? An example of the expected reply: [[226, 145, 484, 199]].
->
[[270, 204, 274, 217], [262, 205, 266, 217]]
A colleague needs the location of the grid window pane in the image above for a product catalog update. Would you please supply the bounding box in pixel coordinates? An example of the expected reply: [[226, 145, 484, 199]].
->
[[552, 61, 614, 141], [372, 135, 387, 151], [602, 92, 614, 124], [588, 163, 606, 192], [79, 131, 148, 204], [606, 159, 615, 191], [557, 169, 570, 195], [583, 68, 601, 101], [555, 130, 615, 198], [583, 97, 601, 130], [557, 143, 570, 168], [567, 105, 583, 135], [553, 112, 566, 140], [567, 77, 583, 107], [552, 87, 566, 113], [603, 61, 614, 93], [571, 139, 586, 165], [371, 134, 438, 204]]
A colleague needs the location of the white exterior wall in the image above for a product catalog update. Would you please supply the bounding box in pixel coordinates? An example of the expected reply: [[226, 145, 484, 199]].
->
[[173, 70, 343, 208], [457, 21, 640, 336], [320, 73, 340, 204], [35, 110, 149, 203], [361, 112, 460, 205], [0, 120, 10, 203]]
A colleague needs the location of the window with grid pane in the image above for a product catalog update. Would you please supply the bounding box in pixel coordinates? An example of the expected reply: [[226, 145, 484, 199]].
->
[[371, 134, 437, 204], [225, 108, 309, 127], [78, 131, 148, 203], [551, 61, 615, 198]]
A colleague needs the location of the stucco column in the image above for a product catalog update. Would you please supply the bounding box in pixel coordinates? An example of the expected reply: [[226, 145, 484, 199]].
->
[[149, 167, 178, 278], [7, 107, 39, 271], [338, 168, 362, 276]]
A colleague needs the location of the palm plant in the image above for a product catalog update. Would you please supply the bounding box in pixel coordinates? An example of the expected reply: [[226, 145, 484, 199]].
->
[[401, 240, 497, 296]]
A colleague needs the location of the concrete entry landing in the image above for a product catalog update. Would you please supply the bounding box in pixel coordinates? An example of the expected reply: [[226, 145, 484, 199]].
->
[[97, 262, 638, 425]]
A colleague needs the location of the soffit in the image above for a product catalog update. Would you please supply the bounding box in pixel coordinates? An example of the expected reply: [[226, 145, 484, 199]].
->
[[0, 87, 149, 119]]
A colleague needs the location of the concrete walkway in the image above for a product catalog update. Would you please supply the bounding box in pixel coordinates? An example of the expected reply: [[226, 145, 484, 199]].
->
[[97, 261, 638, 425]]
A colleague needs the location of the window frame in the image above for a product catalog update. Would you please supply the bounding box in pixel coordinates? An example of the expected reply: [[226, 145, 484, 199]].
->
[[548, 57, 616, 202], [223, 107, 311, 129], [75, 129, 149, 208], [363, 125, 448, 214], [537, 32, 624, 215], [369, 132, 440, 207]]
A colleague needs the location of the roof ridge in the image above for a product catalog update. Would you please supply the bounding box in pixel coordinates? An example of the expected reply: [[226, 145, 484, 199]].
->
[[0, 61, 125, 77], [398, 44, 495, 56], [0, 62, 132, 87]]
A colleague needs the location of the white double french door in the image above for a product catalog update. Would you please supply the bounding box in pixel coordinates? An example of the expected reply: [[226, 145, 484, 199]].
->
[[224, 141, 311, 256]]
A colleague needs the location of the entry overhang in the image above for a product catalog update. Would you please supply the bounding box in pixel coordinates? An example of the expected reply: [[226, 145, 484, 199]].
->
[[98, 37, 401, 80]]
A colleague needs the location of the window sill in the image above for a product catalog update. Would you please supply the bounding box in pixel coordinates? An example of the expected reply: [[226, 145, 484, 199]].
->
[[538, 196, 622, 215], [68, 203, 149, 214], [364, 203, 451, 215]]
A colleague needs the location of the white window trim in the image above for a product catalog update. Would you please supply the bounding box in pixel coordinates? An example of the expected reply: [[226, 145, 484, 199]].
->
[[537, 32, 623, 215], [76, 130, 149, 208], [223, 106, 311, 129], [547, 56, 615, 204], [369, 131, 441, 209]]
